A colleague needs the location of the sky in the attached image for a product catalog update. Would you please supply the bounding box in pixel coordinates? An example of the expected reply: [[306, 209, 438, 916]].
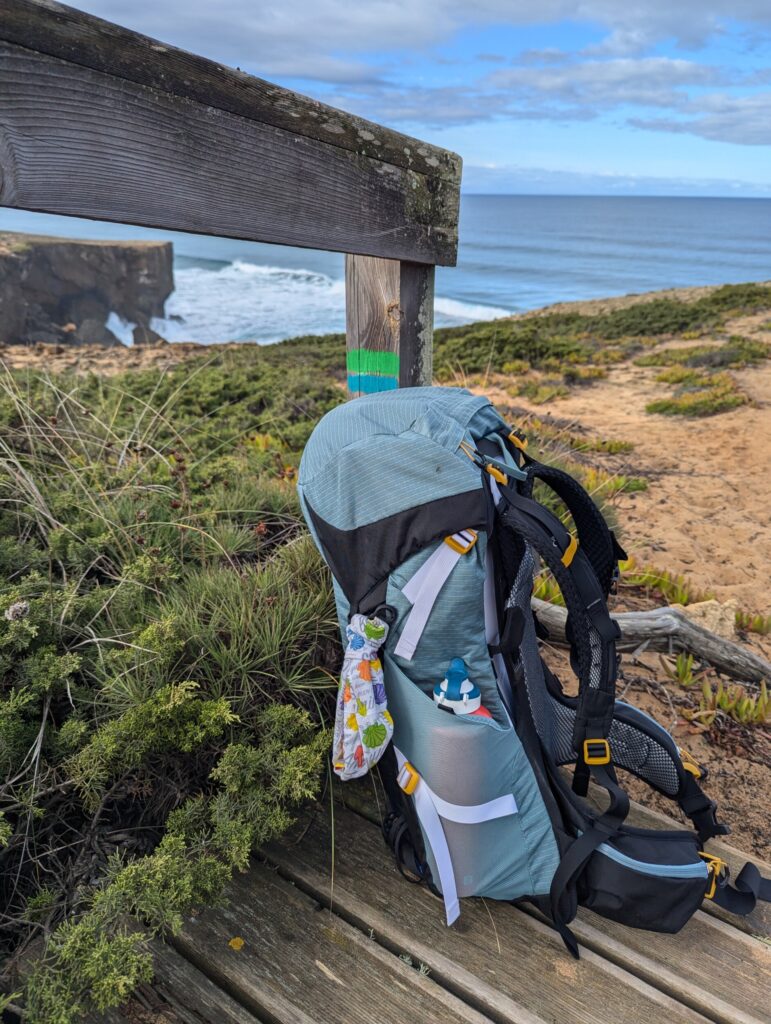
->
[[53, 3, 771, 195]]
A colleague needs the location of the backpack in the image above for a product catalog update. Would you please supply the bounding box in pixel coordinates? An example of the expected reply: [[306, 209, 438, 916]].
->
[[297, 385, 769, 954]]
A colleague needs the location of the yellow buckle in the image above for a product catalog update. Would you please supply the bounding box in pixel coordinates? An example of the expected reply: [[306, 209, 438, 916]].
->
[[445, 529, 478, 555], [508, 430, 528, 451], [561, 534, 578, 568], [397, 761, 420, 796], [678, 747, 702, 780], [699, 852, 727, 899], [583, 738, 611, 766], [486, 464, 508, 485]]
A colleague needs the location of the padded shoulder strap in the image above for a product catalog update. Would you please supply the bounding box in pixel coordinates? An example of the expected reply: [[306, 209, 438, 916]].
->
[[520, 457, 627, 598], [496, 481, 620, 752]]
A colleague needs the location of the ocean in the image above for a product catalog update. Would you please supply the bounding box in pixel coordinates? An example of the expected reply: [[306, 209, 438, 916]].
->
[[2, 196, 770, 345]]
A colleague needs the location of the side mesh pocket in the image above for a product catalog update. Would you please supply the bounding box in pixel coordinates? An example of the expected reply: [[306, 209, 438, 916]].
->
[[579, 829, 709, 932], [383, 655, 560, 905]]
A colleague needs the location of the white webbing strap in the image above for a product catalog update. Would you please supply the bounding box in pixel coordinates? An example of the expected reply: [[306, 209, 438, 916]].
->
[[394, 531, 476, 661], [394, 747, 517, 926]]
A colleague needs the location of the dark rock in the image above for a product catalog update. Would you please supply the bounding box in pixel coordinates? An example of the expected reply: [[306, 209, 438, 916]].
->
[[132, 323, 168, 346], [0, 233, 174, 346], [76, 318, 122, 347]]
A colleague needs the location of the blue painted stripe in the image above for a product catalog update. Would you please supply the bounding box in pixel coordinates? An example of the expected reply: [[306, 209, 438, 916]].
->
[[348, 373, 398, 394], [596, 842, 709, 879]]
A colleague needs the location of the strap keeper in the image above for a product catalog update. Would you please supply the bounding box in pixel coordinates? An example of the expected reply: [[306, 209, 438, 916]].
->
[[678, 746, 704, 780], [561, 534, 578, 568], [397, 760, 420, 796], [583, 738, 611, 766], [508, 429, 528, 451], [444, 529, 478, 555], [486, 463, 508, 485]]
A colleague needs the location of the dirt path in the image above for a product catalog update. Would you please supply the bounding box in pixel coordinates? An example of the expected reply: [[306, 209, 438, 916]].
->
[[483, 314, 771, 615]]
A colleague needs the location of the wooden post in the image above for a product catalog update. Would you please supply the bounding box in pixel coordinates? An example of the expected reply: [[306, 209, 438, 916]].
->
[[345, 255, 435, 396], [399, 261, 435, 389], [345, 255, 401, 395]]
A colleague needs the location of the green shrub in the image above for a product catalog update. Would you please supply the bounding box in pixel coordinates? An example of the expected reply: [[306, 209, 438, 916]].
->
[[433, 282, 771, 379], [637, 336, 769, 369], [0, 355, 341, 1021]]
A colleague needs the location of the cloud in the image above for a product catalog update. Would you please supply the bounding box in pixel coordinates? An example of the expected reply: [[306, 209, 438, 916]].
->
[[72, 2, 771, 152], [323, 57, 728, 130], [488, 57, 724, 110], [73, 2, 771, 75], [632, 93, 771, 144]]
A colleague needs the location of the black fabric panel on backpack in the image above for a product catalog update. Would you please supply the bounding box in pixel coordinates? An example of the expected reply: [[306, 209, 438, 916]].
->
[[578, 831, 708, 932], [305, 487, 490, 615], [521, 459, 626, 598]]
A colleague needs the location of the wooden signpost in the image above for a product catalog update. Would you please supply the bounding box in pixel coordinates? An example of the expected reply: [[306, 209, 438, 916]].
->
[[0, 0, 462, 394]]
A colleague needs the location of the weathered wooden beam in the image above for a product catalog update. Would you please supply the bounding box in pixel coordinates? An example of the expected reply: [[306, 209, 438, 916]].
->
[[345, 255, 435, 395], [0, 41, 457, 263], [0, 0, 460, 182]]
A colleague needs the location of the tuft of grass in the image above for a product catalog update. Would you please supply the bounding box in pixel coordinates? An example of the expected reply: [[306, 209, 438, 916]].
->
[[562, 364, 607, 385], [689, 679, 769, 728], [580, 466, 647, 497], [0, 352, 343, 1021], [620, 558, 712, 606], [434, 283, 771, 381], [646, 381, 747, 417], [515, 379, 570, 404], [663, 652, 697, 687], [735, 610, 771, 636]]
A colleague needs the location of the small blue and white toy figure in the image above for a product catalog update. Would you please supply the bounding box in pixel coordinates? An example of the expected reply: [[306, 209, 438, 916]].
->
[[433, 658, 483, 714]]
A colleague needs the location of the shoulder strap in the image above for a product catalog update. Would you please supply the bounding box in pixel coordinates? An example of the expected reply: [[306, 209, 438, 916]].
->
[[495, 477, 630, 941], [496, 481, 621, 757], [520, 456, 627, 598]]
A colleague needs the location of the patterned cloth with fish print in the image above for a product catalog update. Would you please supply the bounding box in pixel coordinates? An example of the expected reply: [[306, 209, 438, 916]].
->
[[333, 614, 393, 780]]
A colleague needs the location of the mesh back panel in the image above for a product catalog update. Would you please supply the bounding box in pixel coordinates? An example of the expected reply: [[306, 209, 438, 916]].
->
[[511, 544, 681, 798]]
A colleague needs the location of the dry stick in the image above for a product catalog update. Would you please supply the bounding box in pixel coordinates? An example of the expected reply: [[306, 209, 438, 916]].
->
[[531, 597, 771, 683]]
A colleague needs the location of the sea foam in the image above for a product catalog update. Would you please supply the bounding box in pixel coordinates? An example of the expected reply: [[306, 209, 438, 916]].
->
[[139, 259, 510, 345]]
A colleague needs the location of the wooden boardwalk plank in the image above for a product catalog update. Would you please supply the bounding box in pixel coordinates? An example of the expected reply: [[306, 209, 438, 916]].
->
[[172, 859, 500, 1024], [88, 932, 264, 1024], [263, 805, 713, 1024], [336, 782, 771, 1022], [565, 907, 771, 1024]]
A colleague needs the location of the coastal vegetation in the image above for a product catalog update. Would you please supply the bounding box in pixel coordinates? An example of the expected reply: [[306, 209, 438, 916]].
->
[[0, 344, 342, 1020], [1, 282, 770, 1020], [432, 281, 771, 415]]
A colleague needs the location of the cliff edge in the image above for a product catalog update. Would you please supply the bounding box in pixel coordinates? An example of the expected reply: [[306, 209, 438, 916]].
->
[[0, 233, 173, 346]]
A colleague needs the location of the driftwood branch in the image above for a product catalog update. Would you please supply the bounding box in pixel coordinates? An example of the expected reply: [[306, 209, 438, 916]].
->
[[531, 598, 771, 684]]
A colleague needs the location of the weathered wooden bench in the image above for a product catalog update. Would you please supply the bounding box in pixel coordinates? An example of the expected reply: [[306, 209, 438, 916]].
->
[[2, 4, 769, 1023]]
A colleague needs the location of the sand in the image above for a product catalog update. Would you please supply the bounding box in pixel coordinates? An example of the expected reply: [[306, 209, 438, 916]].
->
[[483, 308, 771, 616]]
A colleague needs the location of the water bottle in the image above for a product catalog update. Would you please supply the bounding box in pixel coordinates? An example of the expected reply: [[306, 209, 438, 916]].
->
[[433, 658, 492, 719]]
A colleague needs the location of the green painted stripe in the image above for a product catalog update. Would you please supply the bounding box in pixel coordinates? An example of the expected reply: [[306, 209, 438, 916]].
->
[[346, 348, 400, 378]]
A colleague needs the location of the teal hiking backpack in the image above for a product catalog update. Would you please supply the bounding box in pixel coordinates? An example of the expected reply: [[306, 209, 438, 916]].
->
[[298, 385, 769, 953]]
